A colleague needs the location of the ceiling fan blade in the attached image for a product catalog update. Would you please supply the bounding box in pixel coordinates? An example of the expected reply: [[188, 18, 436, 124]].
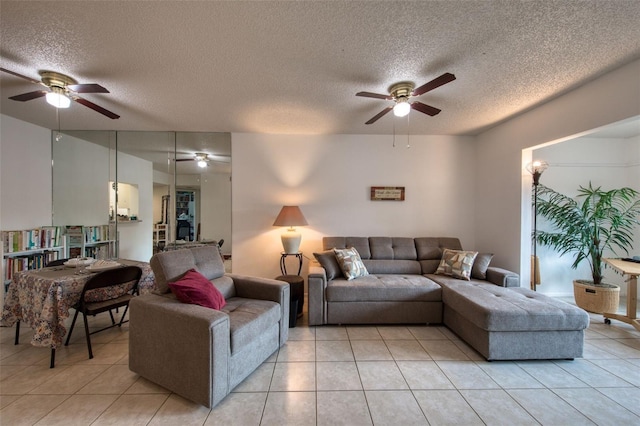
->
[[411, 101, 441, 116], [356, 91, 393, 100], [365, 106, 393, 124], [67, 83, 109, 93], [9, 90, 48, 101], [73, 97, 120, 119], [175, 158, 194, 162], [0, 67, 42, 85], [412, 72, 456, 97]]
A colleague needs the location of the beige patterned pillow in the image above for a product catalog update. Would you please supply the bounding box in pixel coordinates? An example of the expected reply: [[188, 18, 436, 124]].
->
[[333, 247, 369, 280], [435, 248, 478, 281]]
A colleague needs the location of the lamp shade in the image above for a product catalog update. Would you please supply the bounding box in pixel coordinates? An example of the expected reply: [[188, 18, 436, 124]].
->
[[273, 206, 308, 254], [272, 206, 308, 227]]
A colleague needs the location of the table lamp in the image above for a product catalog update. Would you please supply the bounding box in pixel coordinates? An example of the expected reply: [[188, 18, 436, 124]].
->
[[273, 206, 308, 254]]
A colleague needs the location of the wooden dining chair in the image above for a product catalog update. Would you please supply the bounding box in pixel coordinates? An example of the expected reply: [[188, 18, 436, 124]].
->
[[64, 265, 142, 359]]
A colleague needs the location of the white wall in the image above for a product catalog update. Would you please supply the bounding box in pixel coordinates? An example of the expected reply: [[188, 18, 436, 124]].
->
[[200, 172, 231, 254], [113, 151, 154, 262], [232, 133, 477, 279], [0, 114, 52, 229], [533, 136, 640, 296], [52, 134, 110, 226], [0, 114, 52, 304], [475, 59, 640, 292]]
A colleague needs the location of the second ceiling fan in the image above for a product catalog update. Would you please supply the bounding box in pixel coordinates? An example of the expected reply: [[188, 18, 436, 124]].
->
[[356, 72, 456, 124]]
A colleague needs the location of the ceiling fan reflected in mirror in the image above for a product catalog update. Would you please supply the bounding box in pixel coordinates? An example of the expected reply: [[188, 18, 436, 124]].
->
[[0, 67, 120, 119], [356, 72, 456, 124], [176, 152, 231, 168]]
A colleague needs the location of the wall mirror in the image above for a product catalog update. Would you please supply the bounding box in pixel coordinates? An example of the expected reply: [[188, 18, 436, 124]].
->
[[52, 130, 231, 267]]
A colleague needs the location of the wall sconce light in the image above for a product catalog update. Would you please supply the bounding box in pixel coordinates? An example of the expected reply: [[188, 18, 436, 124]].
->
[[273, 205, 308, 254]]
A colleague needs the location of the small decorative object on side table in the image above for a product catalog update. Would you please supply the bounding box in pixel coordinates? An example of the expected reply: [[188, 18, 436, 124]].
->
[[275, 275, 304, 327]]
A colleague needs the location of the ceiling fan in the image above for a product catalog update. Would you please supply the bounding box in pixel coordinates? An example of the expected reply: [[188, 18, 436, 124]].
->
[[176, 153, 231, 168], [0, 67, 120, 119], [356, 72, 456, 124]]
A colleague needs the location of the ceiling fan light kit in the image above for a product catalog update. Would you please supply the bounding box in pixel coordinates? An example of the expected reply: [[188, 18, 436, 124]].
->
[[393, 98, 411, 117], [357, 72, 456, 124], [0, 67, 120, 119], [195, 153, 209, 168], [45, 87, 71, 108]]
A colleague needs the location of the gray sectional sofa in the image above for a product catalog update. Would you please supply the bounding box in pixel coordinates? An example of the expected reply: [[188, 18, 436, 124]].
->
[[309, 236, 590, 360], [129, 246, 290, 408]]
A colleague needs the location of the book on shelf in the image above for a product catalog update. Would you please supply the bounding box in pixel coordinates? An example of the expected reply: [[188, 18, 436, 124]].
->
[[1, 226, 64, 253], [65, 225, 111, 245], [3, 249, 60, 282]]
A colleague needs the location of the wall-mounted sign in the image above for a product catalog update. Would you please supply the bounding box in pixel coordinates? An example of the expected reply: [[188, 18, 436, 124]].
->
[[370, 186, 405, 201]]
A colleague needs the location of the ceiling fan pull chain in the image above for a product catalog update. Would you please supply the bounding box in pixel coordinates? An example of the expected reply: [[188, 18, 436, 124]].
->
[[392, 119, 396, 148], [55, 108, 62, 142], [406, 113, 411, 149]]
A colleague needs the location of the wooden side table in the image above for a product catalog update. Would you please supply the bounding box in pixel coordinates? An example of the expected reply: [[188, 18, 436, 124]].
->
[[603, 258, 639, 331], [275, 275, 304, 327]]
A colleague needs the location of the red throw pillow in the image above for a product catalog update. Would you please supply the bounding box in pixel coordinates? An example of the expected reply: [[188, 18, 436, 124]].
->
[[168, 269, 226, 310]]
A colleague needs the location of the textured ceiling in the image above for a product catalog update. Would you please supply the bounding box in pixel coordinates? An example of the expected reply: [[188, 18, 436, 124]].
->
[[1, 0, 639, 136]]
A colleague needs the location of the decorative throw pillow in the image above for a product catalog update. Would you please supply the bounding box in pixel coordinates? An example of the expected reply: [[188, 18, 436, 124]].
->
[[168, 268, 226, 310], [313, 250, 342, 280], [471, 253, 494, 280], [435, 249, 478, 281], [333, 247, 369, 280]]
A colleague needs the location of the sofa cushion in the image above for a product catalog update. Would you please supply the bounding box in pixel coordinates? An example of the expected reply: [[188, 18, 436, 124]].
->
[[313, 250, 342, 280], [222, 297, 281, 354], [326, 274, 442, 302], [151, 246, 225, 294], [324, 237, 371, 259], [471, 253, 494, 280], [363, 259, 422, 275], [334, 247, 369, 280], [168, 269, 226, 310], [415, 237, 463, 274], [437, 278, 589, 332], [369, 237, 417, 260], [435, 249, 478, 280]]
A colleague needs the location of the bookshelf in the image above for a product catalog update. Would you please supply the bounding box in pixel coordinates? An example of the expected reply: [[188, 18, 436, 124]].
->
[[2, 227, 66, 289], [154, 223, 168, 246], [65, 225, 115, 259]]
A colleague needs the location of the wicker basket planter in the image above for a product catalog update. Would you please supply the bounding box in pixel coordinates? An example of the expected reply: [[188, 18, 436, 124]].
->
[[573, 280, 620, 314]]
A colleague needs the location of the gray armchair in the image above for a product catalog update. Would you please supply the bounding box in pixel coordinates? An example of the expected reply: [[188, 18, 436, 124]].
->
[[129, 246, 289, 408]]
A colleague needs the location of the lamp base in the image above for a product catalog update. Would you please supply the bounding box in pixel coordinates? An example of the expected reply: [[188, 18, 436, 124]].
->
[[281, 230, 301, 254]]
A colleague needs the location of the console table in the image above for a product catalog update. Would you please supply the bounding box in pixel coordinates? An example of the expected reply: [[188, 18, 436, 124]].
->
[[603, 258, 639, 331]]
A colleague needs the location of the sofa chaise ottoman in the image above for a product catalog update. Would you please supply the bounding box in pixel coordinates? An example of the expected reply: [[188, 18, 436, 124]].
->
[[433, 274, 589, 360], [309, 236, 589, 360], [129, 246, 290, 408]]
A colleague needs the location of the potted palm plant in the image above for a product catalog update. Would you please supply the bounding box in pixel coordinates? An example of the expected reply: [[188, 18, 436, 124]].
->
[[535, 182, 640, 313]]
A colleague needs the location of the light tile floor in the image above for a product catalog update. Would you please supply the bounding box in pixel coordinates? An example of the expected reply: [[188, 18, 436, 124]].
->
[[1, 297, 639, 425]]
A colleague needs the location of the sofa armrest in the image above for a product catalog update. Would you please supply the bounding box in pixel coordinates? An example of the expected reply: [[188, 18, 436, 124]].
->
[[308, 265, 328, 325], [486, 267, 520, 287], [227, 274, 290, 346], [129, 294, 230, 408]]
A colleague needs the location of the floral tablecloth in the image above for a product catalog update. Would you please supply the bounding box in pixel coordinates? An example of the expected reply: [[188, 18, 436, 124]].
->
[[0, 259, 155, 349]]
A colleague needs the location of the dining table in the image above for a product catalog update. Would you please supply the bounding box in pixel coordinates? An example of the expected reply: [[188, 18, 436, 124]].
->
[[0, 259, 155, 367]]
